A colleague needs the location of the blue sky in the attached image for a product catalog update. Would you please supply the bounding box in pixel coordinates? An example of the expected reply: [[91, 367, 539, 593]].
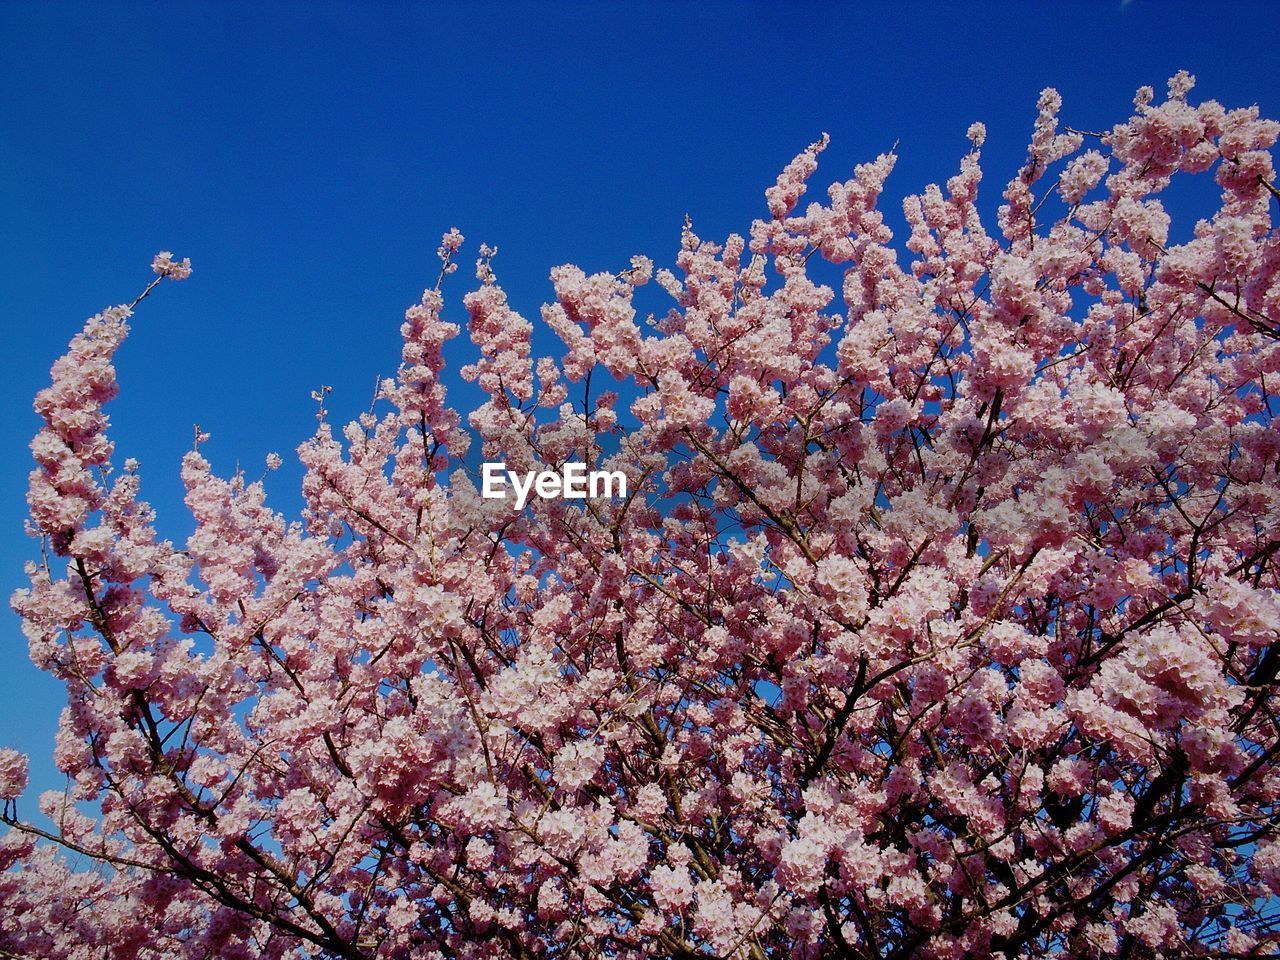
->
[[1, 1, 1277, 806]]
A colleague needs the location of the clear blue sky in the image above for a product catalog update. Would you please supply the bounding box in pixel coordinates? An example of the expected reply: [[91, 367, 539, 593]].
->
[[2, 2, 1277, 807]]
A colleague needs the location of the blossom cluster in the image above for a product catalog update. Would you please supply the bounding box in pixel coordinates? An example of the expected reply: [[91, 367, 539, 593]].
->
[[3, 72, 1280, 959]]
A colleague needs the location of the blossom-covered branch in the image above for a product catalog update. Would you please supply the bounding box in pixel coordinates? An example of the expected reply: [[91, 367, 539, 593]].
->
[[3, 71, 1280, 959]]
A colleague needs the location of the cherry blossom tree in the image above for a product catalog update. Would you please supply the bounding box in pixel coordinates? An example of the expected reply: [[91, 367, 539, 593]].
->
[[4, 72, 1280, 958]]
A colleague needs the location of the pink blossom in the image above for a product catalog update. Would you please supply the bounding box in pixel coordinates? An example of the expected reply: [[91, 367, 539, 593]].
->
[[150, 250, 191, 280], [3, 74, 1279, 960], [0, 750, 28, 800]]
